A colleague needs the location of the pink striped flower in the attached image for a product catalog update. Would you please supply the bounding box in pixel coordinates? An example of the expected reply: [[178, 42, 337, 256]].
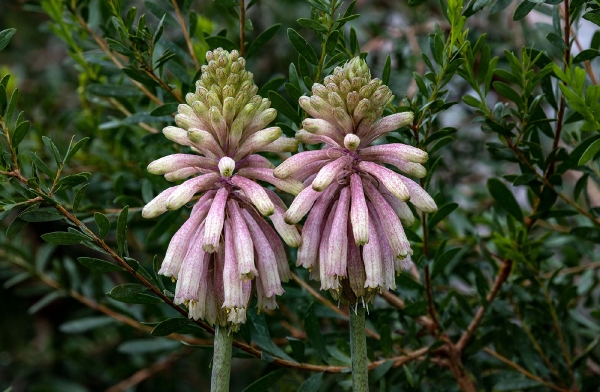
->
[[274, 57, 437, 305], [142, 48, 301, 331]]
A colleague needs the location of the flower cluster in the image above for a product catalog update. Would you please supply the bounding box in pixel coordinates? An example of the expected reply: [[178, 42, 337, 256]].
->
[[274, 57, 438, 306], [142, 48, 302, 331]]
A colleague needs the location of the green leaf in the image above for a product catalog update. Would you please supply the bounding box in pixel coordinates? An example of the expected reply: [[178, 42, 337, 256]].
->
[[287, 28, 319, 65], [64, 137, 90, 163], [287, 337, 305, 362], [570, 227, 600, 243], [371, 360, 394, 382], [28, 291, 63, 315], [205, 36, 238, 51], [493, 81, 523, 107], [573, 49, 600, 63], [246, 24, 281, 59], [297, 18, 327, 32], [73, 184, 89, 214], [151, 318, 190, 336], [513, 0, 536, 21], [55, 174, 90, 190], [324, 30, 339, 55], [268, 91, 300, 122], [583, 12, 600, 27], [30, 152, 54, 178], [20, 210, 64, 222], [0, 84, 6, 115], [493, 375, 542, 390], [241, 369, 286, 392], [59, 316, 114, 333], [298, 372, 323, 392], [41, 231, 88, 245], [0, 28, 16, 51], [546, 32, 567, 50], [382, 54, 391, 85], [428, 202, 458, 229], [94, 212, 111, 239], [108, 283, 161, 304], [577, 139, 600, 165], [150, 103, 179, 116], [11, 120, 30, 148], [87, 84, 142, 98], [431, 247, 461, 280], [118, 338, 179, 354], [78, 257, 125, 272], [117, 206, 129, 257], [304, 303, 329, 362], [487, 178, 523, 222], [258, 76, 286, 97]]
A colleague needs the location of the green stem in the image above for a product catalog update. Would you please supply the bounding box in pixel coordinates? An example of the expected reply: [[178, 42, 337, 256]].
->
[[211, 326, 233, 392], [349, 306, 369, 392]]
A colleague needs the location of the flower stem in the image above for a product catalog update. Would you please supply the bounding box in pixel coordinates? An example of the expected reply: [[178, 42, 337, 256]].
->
[[349, 306, 369, 391], [211, 326, 233, 392]]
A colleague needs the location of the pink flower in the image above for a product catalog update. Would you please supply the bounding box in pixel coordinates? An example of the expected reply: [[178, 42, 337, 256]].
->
[[143, 48, 301, 331], [275, 57, 437, 305]]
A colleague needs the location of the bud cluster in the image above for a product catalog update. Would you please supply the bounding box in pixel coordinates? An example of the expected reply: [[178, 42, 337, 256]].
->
[[142, 49, 301, 331], [274, 57, 438, 306]]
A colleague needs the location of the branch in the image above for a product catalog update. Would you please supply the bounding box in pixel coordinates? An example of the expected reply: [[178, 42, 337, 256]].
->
[[455, 259, 512, 352], [239, 0, 246, 57], [171, 0, 199, 69]]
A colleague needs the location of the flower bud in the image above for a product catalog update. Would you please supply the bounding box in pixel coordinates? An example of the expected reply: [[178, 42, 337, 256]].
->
[[344, 134, 360, 151], [218, 157, 236, 177]]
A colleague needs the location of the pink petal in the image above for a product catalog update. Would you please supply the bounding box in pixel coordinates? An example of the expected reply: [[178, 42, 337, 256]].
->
[[296, 182, 340, 269], [147, 154, 217, 175], [363, 180, 411, 259], [157, 192, 214, 278], [367, 155, 427, 178], [174, 222, 207, 304], [290, 159, 332, 182], [222, 221, 248, 310], [359, 144, 429, 163], [347, 227, 366, 298], [166, 172, 220, 211], [227, 200, 257, 279], [312, 156, 350, 192], [163, 126, 192, 146], [381, 191, 415, 227], [188, 252, 211, 320], [358, 161, 410, 201], [299, 96, 338, 126], [273, 149, 342, 179], [302, 118, 345, 143], [256, 137, 298, 153], [362, 210, 383, 290], [319, 201, 340, 291], [369, 203, 396, 290], [397, 174, 438, 213], [231, 175, 275, 216], [237, 167, 304, 196], [237, 154, 275, 170], [142, 186, 178, 218], [296, 130, 338, 147], [234, 127, 282, 160], [327, 186, 350, 277], [202, 187, 229, 252], [349, 173, 369, 245], [164, 167, 205, 182], [284, 186, 322, 224], [361, 112, 414, 144], [188, 128, 225, 158], [241, 209, 284, 297], [264, 189, 302, 248]]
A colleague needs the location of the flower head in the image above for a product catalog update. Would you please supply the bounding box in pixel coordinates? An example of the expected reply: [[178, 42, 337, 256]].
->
[[143, 48, 301, 331], [275, 57, 437, 305]]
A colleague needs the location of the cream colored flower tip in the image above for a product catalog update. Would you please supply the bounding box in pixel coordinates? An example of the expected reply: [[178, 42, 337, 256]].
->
[[142, 48, 302, 331], [275, 56, 437, 306]]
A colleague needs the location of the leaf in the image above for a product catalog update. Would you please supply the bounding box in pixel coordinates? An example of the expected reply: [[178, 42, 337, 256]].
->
[[268, 91, 300, 122], [241, 369, 286, 392], [487, 178, 523, 222], [304, 303, 329, 362], [297, 18, 327, 32], [78, 257, 125, 272], [258, 76, 286, 97], [64, 137, 90, 163], [94, 212, 111, 239], [493, 375, 542, 390], [324, 30, 339, 55], [19, 210, 63, 222], [577, 139, 600, 165], [0, 28, 16, 51], [73, 184, 89, 214], [428, 202, 458, 229], [151, 318, 190, 336], [513, 0, 536, 21], [150, 103, 179, 116], [287, 337, 305, 362], [59, 316, 114, 333], [205, 36, 238, 51], [287, 28, 319, 65], [371, 360, 394, 382], [573, 49, 600, 63], [55, 174, 90, 190], [118, 338, 179, 354], [583, 12, 600, 27], [107, 283, 161, 304], [298, 372, 323, 392], [28, 291, 63, 314], [41, 231, 88, 245], [11, 120, 30, 148], [30, 152, 54, 178], [246, 24, 281, 60], [431, 247, 461, 280], [382, 54, 391, 85], [570, 227, 600, 243], [492, 81, 522, 107], [117, 206, 129, 257], [87, 84, 142, 98], [546, 32, 567, 50]]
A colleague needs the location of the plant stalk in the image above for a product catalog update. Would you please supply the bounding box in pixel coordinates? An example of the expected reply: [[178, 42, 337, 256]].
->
[[349, 306, 369, 391], [211, 326, 233, 392]]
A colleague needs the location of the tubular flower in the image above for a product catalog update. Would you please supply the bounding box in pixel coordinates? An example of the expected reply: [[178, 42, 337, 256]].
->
[[275, 57, 437, 306], [142, 48, 301, 331]]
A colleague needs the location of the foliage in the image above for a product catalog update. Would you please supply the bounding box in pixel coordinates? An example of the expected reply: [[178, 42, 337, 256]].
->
[[1, 0, 600, 391]]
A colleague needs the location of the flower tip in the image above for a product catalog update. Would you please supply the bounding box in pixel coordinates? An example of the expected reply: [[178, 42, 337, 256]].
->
[[218, 157, 236, 177], [344, 134, 360, 151]]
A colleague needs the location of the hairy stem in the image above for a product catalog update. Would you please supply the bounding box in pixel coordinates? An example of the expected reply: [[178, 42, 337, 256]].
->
[[211, 326, 233, 392], [349, 306, 369, 392]]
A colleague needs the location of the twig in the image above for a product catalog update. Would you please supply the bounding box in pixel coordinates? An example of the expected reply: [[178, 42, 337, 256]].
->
[[105, 349, 188, 392], [455, 259, 512, 352], [239, 0, 246, 57], [171, 0, 199, 69], [483, 348, 570, 392], [108, 98, 159, 134]]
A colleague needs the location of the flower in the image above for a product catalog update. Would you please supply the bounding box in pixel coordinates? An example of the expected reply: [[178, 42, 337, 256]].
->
[[142, 48, 301, 331], [274, 57, 437, 306]]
